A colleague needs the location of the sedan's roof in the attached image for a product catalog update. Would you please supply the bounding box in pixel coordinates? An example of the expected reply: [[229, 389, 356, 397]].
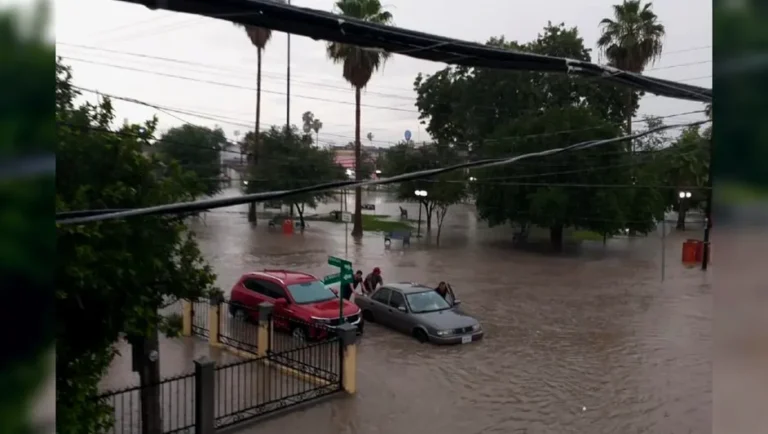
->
[[385, 282, 435, 294]]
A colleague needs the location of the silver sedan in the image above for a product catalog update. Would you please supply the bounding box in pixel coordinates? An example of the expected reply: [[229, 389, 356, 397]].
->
[[354, 282, 483, 344]]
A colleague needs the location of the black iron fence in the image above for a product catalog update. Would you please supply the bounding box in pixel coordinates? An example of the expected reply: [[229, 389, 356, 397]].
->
[[218, 300, 259, 355], [191, 299, 209, 338], [213, 354, 341, 429], [268, 314, 342, 383], [98, 371, 196, 434]]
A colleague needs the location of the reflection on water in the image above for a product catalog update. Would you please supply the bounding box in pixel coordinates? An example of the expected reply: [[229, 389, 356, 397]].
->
[[190, 189, 711, 434]]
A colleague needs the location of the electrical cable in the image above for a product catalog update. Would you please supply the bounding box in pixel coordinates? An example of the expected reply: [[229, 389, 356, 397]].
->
[[60, 55, 711, 117], [55, 120, 708, 225], [68, 85, 706, 148], [111, 0, 711, 102], [0, 154, 56, 180], [57, 43, 712, 100]]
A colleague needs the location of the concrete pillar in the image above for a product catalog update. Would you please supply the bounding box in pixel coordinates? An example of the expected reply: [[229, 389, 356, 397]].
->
[[208, 297, 221, 347], [181, 300, 192, 337], [257, 302, 273, 357], [337, 323, 358, 394], [194, 357, 215, 434]]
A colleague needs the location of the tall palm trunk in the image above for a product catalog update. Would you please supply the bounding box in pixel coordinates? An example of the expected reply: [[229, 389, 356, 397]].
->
[[352, 87, 363, 237], [248, 48, 263, 223]]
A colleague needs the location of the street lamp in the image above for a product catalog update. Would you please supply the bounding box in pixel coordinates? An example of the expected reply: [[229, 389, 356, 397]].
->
[[469, 176, 477, 182], [677, 191, 692, 231], [375, 169, 382, 175], [414, 189, 428, 237]]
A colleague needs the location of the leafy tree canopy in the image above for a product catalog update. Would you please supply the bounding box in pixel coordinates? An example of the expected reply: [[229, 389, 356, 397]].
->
[[156, 124, 225, 198], [413, 23, 635, 152], [245, 126, 346, 223], [381, 142, 466, 241], [56, 60, 217, 434]]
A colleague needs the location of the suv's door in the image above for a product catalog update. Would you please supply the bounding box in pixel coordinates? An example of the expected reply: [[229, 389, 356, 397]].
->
[[369, 287, 393, 326], [387, 290, 412, 333], [238, 278, 269, 320], [258, 279, 292, 330]]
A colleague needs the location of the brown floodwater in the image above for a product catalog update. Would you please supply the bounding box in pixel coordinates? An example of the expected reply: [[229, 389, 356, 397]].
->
[[188, 188, 712, 434]]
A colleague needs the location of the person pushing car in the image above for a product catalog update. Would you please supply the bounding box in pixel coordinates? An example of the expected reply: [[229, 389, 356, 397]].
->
[[363, 267, 383, 295], [340, 270, 363, 300]]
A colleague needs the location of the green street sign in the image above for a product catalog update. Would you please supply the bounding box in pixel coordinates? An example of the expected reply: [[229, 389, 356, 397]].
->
[[328, 256, 351, 268], [323, 273, 341, 285]]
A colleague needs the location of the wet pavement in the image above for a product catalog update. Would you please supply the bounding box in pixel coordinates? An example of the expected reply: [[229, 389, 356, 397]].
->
[[179, 188, 713, 434]]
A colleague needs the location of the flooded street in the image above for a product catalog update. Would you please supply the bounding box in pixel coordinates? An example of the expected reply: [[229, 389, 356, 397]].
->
[[191, 189, 711, 434]]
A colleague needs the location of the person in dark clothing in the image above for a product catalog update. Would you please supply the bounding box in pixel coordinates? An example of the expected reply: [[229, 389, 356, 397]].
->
[[363, 267, 383, 295], [435, 281, 456, 305], [340, 270, 364, 300]]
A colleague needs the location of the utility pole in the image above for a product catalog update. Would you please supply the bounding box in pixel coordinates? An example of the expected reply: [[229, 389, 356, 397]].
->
[[286, 0, 291, 131], [130, 332, 162, 434]]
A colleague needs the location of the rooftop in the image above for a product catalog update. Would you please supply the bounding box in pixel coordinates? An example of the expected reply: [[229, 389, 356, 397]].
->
[[248, 269, 318, 285]]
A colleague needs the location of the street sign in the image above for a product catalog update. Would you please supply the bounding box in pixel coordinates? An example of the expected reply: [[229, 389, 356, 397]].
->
[[341, 212, 352, 223], [404, 130, 412, 141], [328, 256, 350, 268], [322, 273, 341, 285]]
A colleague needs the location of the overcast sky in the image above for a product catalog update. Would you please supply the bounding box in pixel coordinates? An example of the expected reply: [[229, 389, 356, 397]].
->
[[54, 0, 712, 147]]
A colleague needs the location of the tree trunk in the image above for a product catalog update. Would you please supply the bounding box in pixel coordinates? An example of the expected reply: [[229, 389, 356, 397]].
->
[[352, 87, 363, 237], [435, 206, 448, 246], [425, 203, 433, 232], [676, 203, 687, 230], [549, 225, 564, 251], [297, 204, 305, 228], [248, 47, 264, 224]]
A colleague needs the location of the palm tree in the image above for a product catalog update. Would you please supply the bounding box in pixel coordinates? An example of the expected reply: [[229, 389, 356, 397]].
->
[[597, 0, 666, 140], [236, 22, 275, 223], [311, 119, 323, 145], [326, 0, 393, 237], [366, 132, 374, 145]]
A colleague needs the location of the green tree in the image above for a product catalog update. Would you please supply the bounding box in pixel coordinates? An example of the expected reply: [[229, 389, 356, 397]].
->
[[659, 125, 710, 229], [326, 0, 393, 237], [56, 61, 217, 434], [382, 142, 466, 244], [235, 10, 281, 222], [413, 23, 653, 248], [156, 124, 225, 198], [301, 110, 324, 145], [597, 0, 665, 140], [1, 4, 55, 433], [245, 126, 345, 226]]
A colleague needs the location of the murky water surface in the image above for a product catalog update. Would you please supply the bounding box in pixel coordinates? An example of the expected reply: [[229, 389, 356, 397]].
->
[[189, 189, 712, 434]]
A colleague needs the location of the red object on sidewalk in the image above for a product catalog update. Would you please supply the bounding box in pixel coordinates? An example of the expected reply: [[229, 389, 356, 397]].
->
[[282, 219, 294, 234], [682, 239, 699, 265]]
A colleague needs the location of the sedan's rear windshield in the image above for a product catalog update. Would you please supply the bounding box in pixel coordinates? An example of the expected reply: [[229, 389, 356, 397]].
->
[[287, 281, 338, 304], [406, 290, 451, 313]]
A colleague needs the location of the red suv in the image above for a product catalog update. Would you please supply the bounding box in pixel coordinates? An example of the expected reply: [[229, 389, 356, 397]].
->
[[229, 269, 363, 340]]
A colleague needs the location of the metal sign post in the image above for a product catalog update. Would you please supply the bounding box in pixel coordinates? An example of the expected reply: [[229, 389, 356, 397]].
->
[[323, 256, 353, 321], [342, 211, 351, 255], [661, 218, 666, 282]]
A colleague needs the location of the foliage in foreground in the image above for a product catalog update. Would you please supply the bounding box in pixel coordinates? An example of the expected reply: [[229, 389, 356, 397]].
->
[[55, 60, 217, 434], [0, 4, 55, 433]]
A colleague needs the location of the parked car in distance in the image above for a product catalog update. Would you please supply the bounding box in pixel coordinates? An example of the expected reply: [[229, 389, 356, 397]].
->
[[354, 282, 482, 345], [229, 270, 363, 340]]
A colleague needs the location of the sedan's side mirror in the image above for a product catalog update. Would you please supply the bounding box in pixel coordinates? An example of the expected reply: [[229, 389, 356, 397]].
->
[[274, 297, 288, 306], [453, 299, 461, 306], [397, 305, 407, 313]]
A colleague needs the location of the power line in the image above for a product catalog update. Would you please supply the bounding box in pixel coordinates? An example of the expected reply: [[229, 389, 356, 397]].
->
[[109, 0, 711, 102], [55, 120, 708, 225], [58, 55, 712, 116], [68, 86, 704, 153], [56, 42, 712, 98]]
